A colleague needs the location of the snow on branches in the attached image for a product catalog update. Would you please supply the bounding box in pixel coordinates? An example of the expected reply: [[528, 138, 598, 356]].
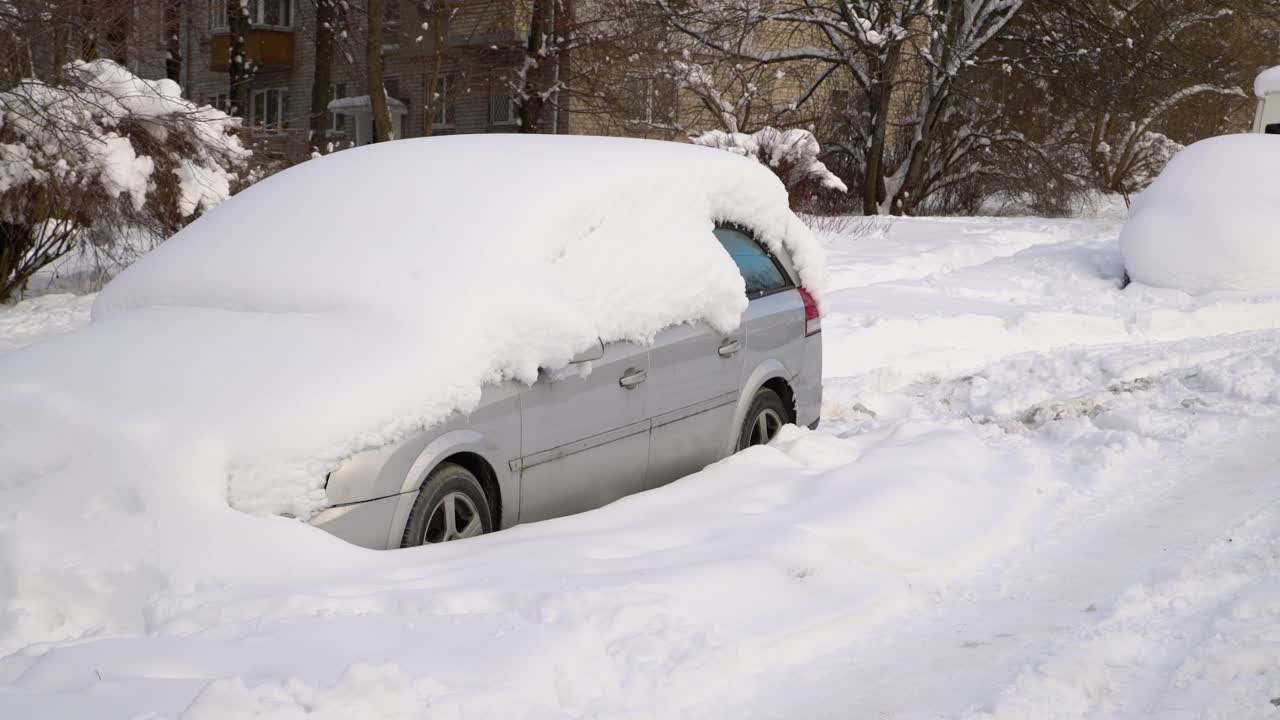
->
[[693, 127, 847, 207], [0, 59, 249, 300]]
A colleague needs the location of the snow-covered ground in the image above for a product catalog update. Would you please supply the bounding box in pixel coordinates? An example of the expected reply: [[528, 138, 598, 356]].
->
[[4, 214, 1280, 718]]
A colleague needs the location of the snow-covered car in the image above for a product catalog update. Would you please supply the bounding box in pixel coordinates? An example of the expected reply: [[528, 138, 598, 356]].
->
[[40, 135, 825, 551], [1120, 134, 1280, 293], [316, 219, 823, 549]]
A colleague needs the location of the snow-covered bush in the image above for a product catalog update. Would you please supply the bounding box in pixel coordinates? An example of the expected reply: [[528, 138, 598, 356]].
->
[[693, 127, 847, 210], [1120, 134, 1280, 293], [0, 60, 250, 301]]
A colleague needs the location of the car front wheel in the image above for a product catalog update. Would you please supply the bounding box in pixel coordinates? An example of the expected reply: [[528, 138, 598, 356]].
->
[[737, 387, 788, 451], [400, 462, 493, 547]]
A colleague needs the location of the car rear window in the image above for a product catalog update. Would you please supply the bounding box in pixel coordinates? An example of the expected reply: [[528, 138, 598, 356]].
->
[[714, 227, 792, 299]]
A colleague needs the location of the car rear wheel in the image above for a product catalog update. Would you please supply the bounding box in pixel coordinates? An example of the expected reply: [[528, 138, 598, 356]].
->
[[737, 387, 788, 451], [400, 462, 493, 547]]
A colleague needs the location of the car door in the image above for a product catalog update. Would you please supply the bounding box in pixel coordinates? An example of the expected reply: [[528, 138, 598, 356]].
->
[[644, 320, 743, 489], [516, 340, 651, 523], [715, 226, 807, 404]]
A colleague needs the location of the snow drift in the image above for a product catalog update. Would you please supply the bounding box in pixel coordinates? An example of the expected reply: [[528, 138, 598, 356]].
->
[[1120, 134, 1280, 294], [0, 135, 823, 655]]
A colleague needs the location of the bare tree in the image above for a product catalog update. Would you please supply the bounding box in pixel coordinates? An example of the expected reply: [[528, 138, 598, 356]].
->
[[228, 0, 252, 117], [366, 0, 392, 142], [308, 0, 342, 154], [651, 0, 1025, 215], [995, 0, 1279, 204], [163, 0, 182, 82], [501, 0, 637, 134]]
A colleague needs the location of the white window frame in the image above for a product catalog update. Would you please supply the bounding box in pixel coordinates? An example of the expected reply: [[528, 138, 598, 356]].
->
[[210, 0, 292, 32], [251, 0, 293, 29], [328, 83, 346, 132], [209, 0, 228, 31], [429, 76, 452, 129], [489, 92, 517, 126], [250, 87, 290, 131]]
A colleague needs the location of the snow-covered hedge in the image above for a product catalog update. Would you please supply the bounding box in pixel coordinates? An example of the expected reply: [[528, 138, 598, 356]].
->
[[693, 127, 847, 206], [1120, 134, 1280, 293], [0, 60, 249, 300]]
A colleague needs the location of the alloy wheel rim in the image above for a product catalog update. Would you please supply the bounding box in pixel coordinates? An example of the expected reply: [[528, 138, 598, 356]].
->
[[423, 491, 484, 543], [746, 408, 784, 449]]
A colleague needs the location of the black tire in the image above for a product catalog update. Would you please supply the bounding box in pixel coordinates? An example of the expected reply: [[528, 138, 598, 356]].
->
[[400, 462, 494, 548], [736, 388, 789, 451]]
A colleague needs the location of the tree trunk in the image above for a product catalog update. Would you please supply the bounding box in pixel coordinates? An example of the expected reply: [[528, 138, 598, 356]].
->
[[517, 0, 552, 133], [79, 0, 98, 59], [308, 0, 337, 154], [228, 0, 251, 118], [421, 3, 447, 136], [164, 0, 182, 82], [862, 44, 904, 216], [863, 79, 894, 216], [366, 0, 392, 142]]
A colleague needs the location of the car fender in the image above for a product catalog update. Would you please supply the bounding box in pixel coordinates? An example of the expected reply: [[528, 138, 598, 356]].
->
[[724, 359, 794, 455], [384, 429, 517, 548]]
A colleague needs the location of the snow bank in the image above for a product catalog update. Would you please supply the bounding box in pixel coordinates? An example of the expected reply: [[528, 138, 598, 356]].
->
[[1255, 66, 1280, 98], [1120, 134, 1280, 293], [1, 421, 1056, 719], [0, 135, 821, 655]]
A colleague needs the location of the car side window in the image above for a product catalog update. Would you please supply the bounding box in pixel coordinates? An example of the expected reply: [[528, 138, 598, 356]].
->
[[714, 227, 792, 299]]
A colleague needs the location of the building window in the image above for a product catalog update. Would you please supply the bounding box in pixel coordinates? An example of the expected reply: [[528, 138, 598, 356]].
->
[[489, 92, 516, 125], [428, 76, 452, 128], [622, 75, 676, 125], [383, 77, 401, 104], [210, 0, 292, 31], [328, 83, 346, 132], [252, 0, 292, 28], [250, 88, 289, 130], [209, 0, 228, 31], [384, 0, 401, 33], [206, 93, 229, 112]]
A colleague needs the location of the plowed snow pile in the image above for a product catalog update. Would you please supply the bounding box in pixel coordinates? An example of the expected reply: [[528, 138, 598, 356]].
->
[[0, 136, 821, 656]]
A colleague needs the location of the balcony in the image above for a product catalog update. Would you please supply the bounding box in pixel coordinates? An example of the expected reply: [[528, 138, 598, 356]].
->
[[209, 30, 295, 71]]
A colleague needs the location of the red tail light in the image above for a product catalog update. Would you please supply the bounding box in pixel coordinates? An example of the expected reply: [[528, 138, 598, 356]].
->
[[798, 287, 821, 336]]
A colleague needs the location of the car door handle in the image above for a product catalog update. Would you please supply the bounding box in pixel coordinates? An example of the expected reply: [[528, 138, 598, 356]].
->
[[619, 368, 647, 388], [718, 339, 742, 357]]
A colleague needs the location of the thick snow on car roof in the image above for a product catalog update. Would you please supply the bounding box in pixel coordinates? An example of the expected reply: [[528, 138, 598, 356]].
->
[[1256, 66, 1280, 98], [97, 134, 825, 321], [0, 136, 824, 654]]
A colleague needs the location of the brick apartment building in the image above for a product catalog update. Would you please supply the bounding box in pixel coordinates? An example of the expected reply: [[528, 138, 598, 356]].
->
[[77, 0, 844, 166], [174, 0, 571, 163]]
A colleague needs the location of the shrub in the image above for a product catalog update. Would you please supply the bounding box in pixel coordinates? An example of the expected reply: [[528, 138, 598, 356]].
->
[[0, 60, 250, 301]]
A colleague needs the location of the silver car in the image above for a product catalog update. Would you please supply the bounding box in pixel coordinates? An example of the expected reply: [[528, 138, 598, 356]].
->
[[312, 225, 822, 548]]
